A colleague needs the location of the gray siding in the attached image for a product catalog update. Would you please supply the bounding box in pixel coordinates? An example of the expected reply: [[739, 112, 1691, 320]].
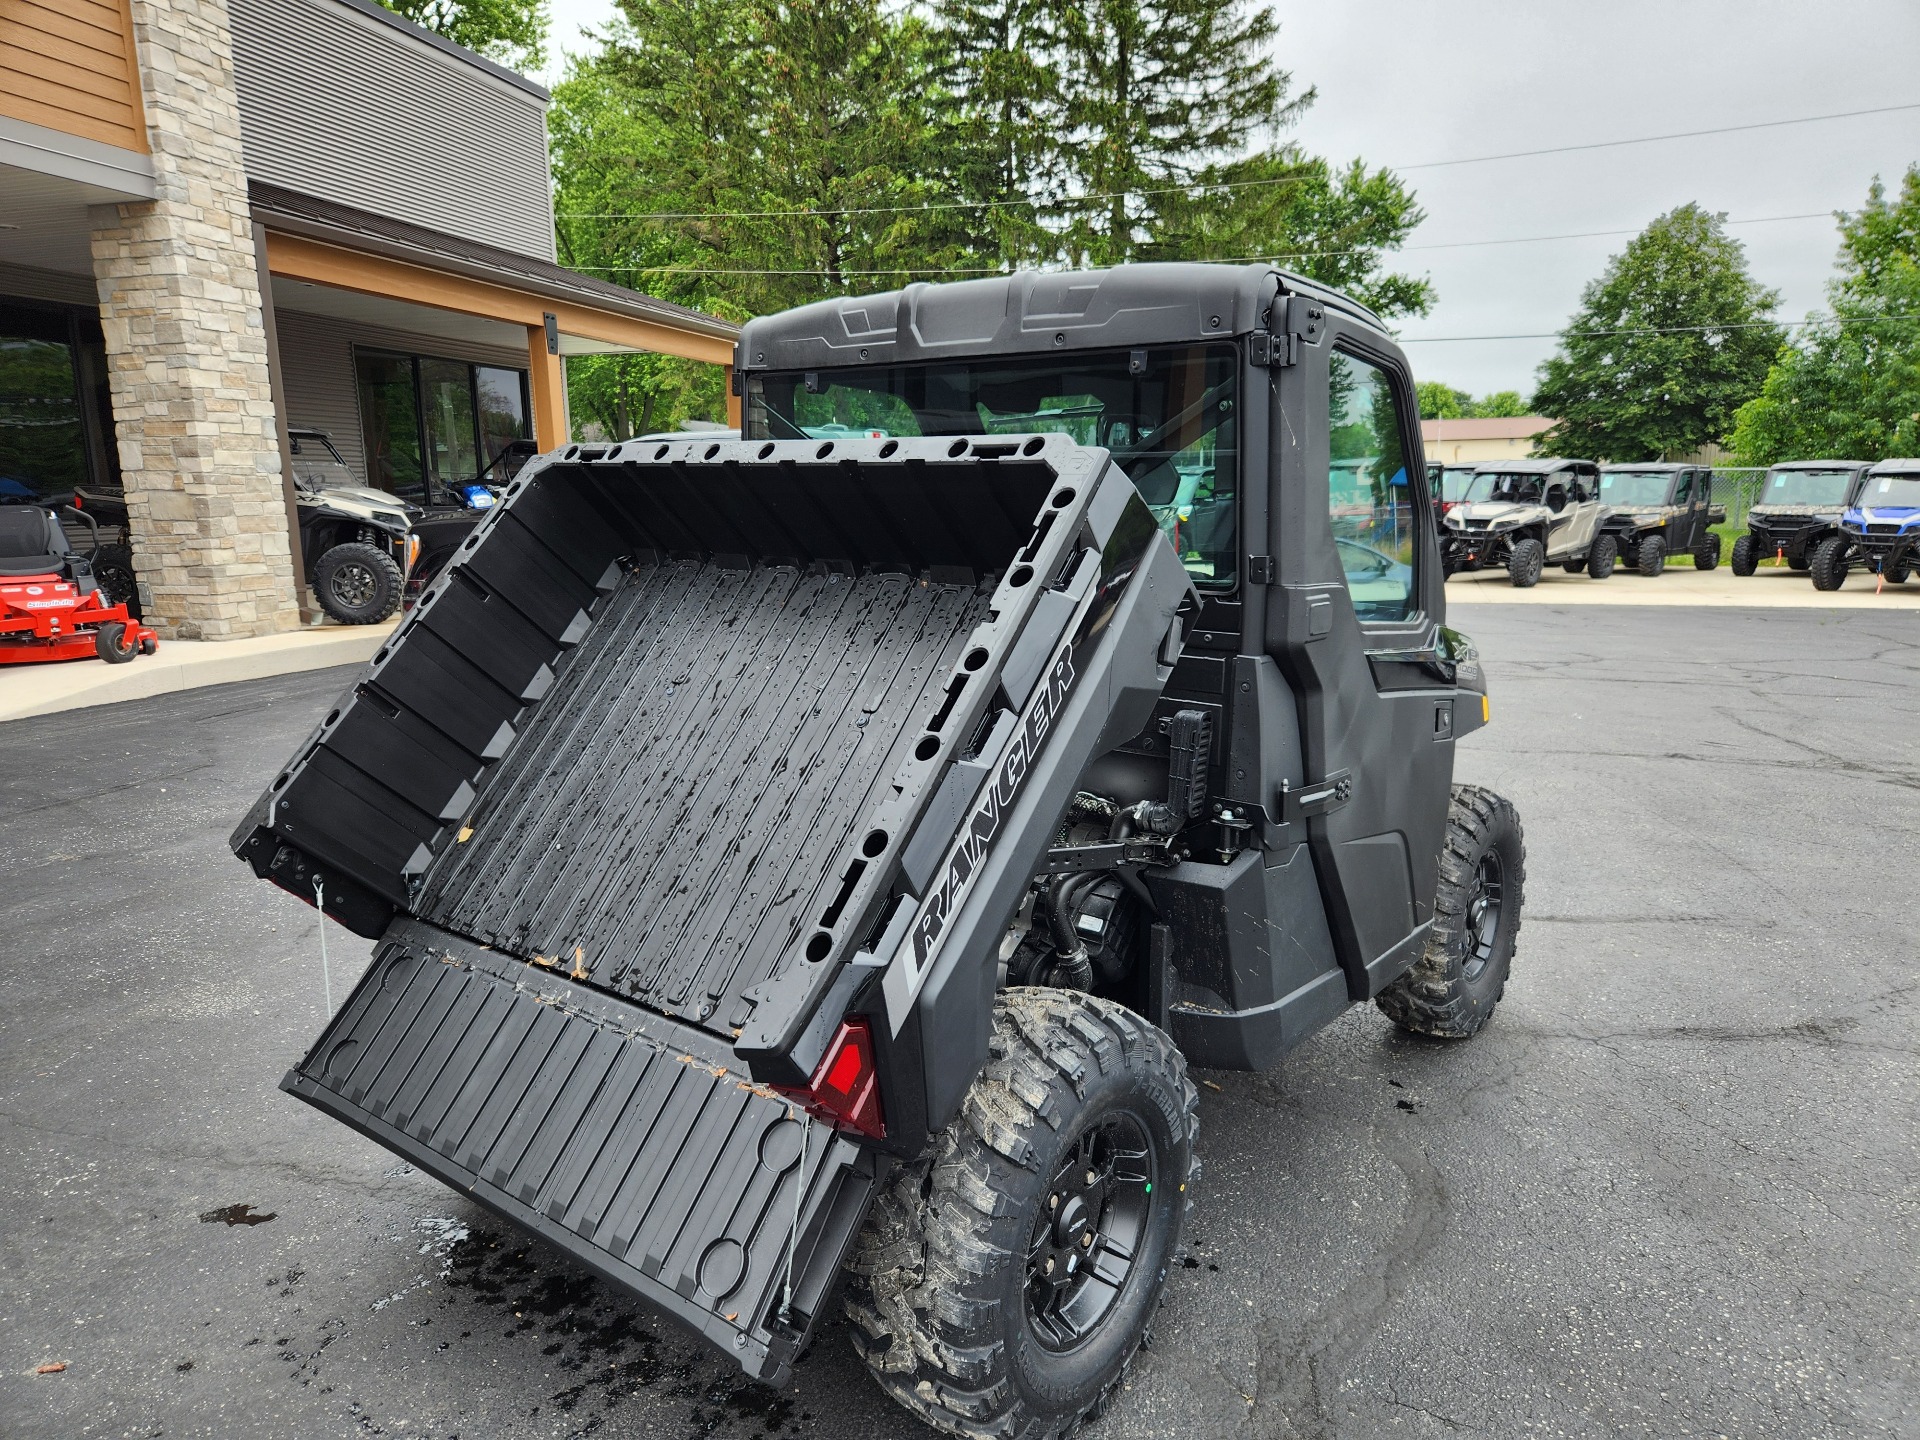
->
[[275, 309, 528, 487], [228, 0, 555, 261]]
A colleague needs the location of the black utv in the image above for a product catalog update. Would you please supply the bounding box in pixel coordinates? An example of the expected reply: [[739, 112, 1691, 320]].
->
[[1730, 460, 1871, 575], [232, 264, 1525, 1440], [1596, 463, 1726, 574]]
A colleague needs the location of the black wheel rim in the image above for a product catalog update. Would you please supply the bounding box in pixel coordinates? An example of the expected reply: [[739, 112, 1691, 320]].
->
[[331, 561, 376, 610], [1462, 849, 1505, 981], [97, 565, 135, 607], [1025, 1113, 1156, 1352]]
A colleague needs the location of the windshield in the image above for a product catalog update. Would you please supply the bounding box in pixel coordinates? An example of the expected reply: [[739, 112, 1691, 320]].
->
[[748, 345, 1239, 586], [1483, 472, 1546, 504], [1442, 467, 1491, 504], [1858, 474, 1920, 509], [288, 432, 356, 492], [1599, 471, 1674, 507], [1761, 468, 1855, 506]]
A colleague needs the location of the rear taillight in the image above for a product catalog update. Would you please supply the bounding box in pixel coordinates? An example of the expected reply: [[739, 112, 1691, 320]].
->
[[781, 1016, 885, 1139]]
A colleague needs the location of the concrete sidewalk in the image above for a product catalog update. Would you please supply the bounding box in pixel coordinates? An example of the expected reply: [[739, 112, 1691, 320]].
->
[[0, 618, 396, 723], [1447, 562, 1920, 606]]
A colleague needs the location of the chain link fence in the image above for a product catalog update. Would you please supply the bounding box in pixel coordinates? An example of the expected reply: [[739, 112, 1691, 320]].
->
[[1711, 468, 1768, 529]]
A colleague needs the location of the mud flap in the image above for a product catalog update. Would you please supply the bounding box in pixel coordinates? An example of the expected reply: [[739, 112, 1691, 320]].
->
[[283, 920, 880, 1383]]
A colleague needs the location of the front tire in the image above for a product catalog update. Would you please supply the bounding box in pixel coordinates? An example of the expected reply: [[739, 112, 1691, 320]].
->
[[1637, 534, 1667, 576], [313, 541, 403, 625], [93, 621, 137, 664], [843, 989, 1199, 1440], [1507, 538, 1544, 588], [1586, 533, 1617, 579], [1809, 535, 1850, 591], [1693, 534, 1722, 570], [1730, 534, 1759, 576], [1376, 785, 1525, 1040], [1883, 559, 1910, 585]]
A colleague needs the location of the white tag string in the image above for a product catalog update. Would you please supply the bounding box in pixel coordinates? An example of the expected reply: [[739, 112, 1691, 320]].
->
[[779, 1111, 814, 1325], [312, 875, 334, 1017]]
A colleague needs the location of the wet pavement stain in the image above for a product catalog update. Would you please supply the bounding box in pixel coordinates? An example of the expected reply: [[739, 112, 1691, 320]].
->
[[199, 1203, 277, 1226]]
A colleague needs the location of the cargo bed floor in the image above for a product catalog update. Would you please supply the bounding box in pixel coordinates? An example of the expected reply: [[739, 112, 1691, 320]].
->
[[417, 558, 988, 1037]]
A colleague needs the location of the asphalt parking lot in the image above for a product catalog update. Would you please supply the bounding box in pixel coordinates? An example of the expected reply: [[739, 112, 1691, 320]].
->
[[2, 603, 1915, 1440]]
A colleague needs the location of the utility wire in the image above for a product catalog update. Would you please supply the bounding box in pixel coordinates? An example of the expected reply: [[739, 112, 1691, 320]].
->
[[553, 102, 1920, 223], [1400, 313, 1916, 344], [558, 210, 1837, 278]]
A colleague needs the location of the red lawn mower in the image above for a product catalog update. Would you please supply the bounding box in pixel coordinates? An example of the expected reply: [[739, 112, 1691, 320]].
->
[[0, 503, 157, 666]]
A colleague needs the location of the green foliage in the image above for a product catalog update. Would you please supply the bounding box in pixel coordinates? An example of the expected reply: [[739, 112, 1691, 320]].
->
[[1471, 390, 1529, 419], [1417, 381, 1469, 419], [566, 351, 728, 438], [1728, 167, 1920, 465], [1416, 382, 1529, 421], [1532, 203, 1781, 461], [378, 0, 547, 70], [549, 0, 1435, 433], [1148, 153, 1430, 318]]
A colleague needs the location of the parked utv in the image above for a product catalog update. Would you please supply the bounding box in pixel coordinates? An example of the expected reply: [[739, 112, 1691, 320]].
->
[[1596, 463, 1726, 574], [287, 429, 419, 624], [1441, 458, 1614, 584], [233, 265, 1525, 1440], [1730, 461, 1871, 576], [1430, 461, 1490, 522], [1814, 457, 1920, 589]]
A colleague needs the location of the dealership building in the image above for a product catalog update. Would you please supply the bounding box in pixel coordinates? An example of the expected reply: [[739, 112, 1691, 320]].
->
[[0, 0, 737, 638]]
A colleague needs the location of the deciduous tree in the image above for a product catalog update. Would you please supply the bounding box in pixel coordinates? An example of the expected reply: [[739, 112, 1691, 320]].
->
[[1729, 167, 1920, 464], [1532, 204, 1780, 461], [379, 0, 548, 71]]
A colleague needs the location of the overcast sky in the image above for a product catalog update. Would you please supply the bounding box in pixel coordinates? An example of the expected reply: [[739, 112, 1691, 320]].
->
[[542, 0, 1920, 398]]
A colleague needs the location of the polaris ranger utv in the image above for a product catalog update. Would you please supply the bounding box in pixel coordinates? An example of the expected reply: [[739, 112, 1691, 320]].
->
[[232, 264, 1525, 1440], [1440, 457, 1613, 583], [1815, 457, 1920, 589], [1730, 460, 1871, 576], [1596, 463, 1727, 574]]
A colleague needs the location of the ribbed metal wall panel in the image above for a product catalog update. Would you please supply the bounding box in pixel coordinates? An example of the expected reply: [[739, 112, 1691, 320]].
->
[[274, 308, 529, 487], [227, 0, 555, 261]]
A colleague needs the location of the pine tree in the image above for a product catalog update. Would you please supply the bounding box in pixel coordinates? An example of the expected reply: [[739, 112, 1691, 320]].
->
[[1053, 0, 1303, 265], [1532, 204, 1781, 461]]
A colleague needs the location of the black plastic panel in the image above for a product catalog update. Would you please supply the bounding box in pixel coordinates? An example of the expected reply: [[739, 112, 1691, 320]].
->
[[283, 921, 874, 1384], [416, 561, 988, 1034]]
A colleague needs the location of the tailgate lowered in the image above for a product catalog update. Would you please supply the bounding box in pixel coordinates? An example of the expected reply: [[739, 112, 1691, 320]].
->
[[287, 921, 872, 1383]]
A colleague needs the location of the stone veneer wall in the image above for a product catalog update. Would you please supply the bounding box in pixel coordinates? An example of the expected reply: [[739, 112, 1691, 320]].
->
[[88, 0, 299, 640]]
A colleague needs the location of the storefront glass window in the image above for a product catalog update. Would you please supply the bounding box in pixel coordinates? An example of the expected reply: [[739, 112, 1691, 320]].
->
[[0, 305, 86, 503], [356, 351, 427, 502], [355, 349, 528, 505]]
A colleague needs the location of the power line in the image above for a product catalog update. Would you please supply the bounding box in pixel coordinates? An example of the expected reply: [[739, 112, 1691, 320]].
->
[[1400, 313, 1915, 344], [553, 102, 1920, 224], [558, 209, 1838, 278]]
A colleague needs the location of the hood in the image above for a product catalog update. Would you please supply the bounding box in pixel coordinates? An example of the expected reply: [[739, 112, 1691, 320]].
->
[[298, 485, 413, 524], [1448, 500, 1545, 525], [1847, 505, 1920, 525], [1749, 503, 1840, 519]]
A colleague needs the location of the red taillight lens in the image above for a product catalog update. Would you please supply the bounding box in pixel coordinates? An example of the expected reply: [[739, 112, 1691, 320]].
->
[[783, 1016, 885, 1140]]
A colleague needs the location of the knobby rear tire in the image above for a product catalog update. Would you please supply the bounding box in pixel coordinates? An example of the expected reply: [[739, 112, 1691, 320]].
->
[[842, 989, 1200, 1440]]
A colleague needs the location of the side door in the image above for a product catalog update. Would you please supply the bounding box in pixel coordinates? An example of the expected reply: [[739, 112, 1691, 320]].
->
[[1264, 319, 1459, 999], [1671, 468, 1697, 550]]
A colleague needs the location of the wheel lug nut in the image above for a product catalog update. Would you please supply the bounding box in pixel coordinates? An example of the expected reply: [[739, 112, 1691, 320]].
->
[[1085, 1170, 1096, 1185], [1043, 1257, 1054, 1274], [1048, 1194, 1058, 1210], [1080, 1232, 1093, 1248]]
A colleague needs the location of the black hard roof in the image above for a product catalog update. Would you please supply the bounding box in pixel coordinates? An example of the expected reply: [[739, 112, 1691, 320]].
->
[[734, 263, 1390, 373], [1771, 459, 1871, 470], [1866, 457, 1920, 475], [1600, 462, 1703, 472]]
